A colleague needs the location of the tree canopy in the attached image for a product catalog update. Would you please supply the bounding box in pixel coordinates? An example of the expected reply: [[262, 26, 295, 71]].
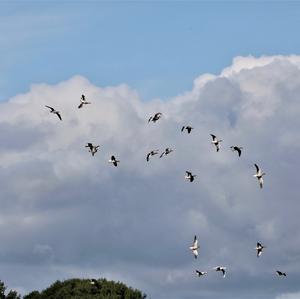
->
[[23, 278, 146, 299]]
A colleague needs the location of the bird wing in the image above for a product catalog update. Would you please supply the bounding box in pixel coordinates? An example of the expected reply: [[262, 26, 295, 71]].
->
[[254, 164, 260, 173], [210, 134, 216, 140], [78, 103, 83, 109], [259, 177, 263, 188], [237, 147, 241, 156], [45, 105, 54, 111], [56, 112, 62, 120], [159, 152, 165, 158], [193, 236, 198, 246], [146, 153, 150, 161], [181, 126, 185, 132]]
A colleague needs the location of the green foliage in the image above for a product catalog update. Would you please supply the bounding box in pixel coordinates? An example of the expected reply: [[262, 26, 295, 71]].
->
[[23, 278, 146, 299]]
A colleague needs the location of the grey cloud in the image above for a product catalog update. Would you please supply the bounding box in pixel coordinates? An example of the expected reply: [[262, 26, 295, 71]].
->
[[0, 56, 299, 299]]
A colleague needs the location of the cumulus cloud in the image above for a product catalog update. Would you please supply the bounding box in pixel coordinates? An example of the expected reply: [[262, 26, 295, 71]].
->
[[0, 55, 300, 299]]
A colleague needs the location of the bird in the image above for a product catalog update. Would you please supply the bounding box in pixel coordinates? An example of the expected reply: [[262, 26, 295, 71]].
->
[[45, 105, 62, 120], [195, 270, 207, 277], [189, 235, 199, 259], [255, 242, 266, 257], [108, 155, 120, 167], [181, 126, 193, 134], [85, 143, 100, 156], [78, 94, 91, 109], [146, 150, 159, 162], [160, 147, 173, 158], [230, 146, 243, 157], [90, 279, 101, 288], [276, 271, 287, 277], [213, 266, 226, 278], [210, 134, 222, 152], [253, 164, 266, 189], [185, 171, 196, 182], [148, 112, 162, 123]]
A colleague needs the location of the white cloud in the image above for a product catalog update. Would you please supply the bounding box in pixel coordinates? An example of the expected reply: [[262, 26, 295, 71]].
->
[[0, 55, 299, 299], [276, 291, 300, 299]]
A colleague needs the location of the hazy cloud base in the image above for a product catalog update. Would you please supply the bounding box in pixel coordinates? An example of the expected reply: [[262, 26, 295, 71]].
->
[[0, 55, 300, 299]]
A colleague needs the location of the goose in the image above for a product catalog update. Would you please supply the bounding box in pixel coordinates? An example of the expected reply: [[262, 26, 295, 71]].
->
[[185, 171, 196, 182], [213, 266, 226, 278], [148, 112, 162, 123], [181, 126, 193, 134], [210, 134, 222, 152], [108, 155, 120, 167], [195, 270, 207, 277], [45, 105, 62, 120], [276, 271, 287, 277], [90, 279, 101, 288], [253, 164, 266, 189], [189, 235, 199, 259], [146, 150, 159, 162], [85, 143, 100, 156], [78, 94, 91, 109], [230, 146, 243, 157], [160, 148, 174, 158], [255, 242, 266, 257]]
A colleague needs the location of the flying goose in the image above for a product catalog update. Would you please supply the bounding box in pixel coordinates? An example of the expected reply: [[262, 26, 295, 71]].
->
[[148, 112, 162, 123], [210, 134, 222, 152], [189, 235, 199, 259], [160, 148, 174, 158], [45, 105, 62, 121], [195, 270, 207, 277], [276, 271, 287, 277], [108, 155, 120, 167], [230, 146, 243, 157], [255, 242, 266, 257], [181, 126, 193, 134], [85, 143, 100, 156], [213, 266, 226, 278], [78, 94, 91, 109], [253, 164, 266, 189], [146, 150, 159, 162], [185, 171, 196, 182]]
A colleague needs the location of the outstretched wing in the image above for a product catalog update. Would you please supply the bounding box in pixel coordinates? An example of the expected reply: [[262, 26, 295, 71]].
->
[[56, 112, 62, 121], [45, 105, 54, 112], [254, 164, 259, 173]]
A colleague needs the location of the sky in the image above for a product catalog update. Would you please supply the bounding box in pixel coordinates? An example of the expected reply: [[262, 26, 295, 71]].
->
[[1, 1, 300, 299]]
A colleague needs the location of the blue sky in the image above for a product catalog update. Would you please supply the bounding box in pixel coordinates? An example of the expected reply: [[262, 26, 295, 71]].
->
[[1, 1, 300, 102], [1, 2, 300, 299]]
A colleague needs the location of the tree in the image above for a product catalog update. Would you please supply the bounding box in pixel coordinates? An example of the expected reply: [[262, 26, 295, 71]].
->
[[23, 278, 146, 299]]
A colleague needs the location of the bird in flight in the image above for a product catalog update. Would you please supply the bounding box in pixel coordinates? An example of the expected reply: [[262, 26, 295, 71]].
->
[[230, 146, 243, 157], [148, 112, 162, 123], [210, 134, 222, 152], [185, 171, 196, 182], [160, 148, 174, 158], [253, 164, 266, 189], [45, 105, 62, 121], [276, 271, 287, 277], [189, 235, 199, 259], [195, 270, 207, 277], [255, 242, 266, 257], [78, 94, 91, 109], [146, 150, 159, 162], [108, 155, 120, 167], [213, 266, 226, 278], [181, 126, 193, 134], [85, 143, 100, 156]]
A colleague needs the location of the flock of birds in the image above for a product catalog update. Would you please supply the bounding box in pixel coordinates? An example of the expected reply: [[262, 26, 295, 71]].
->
[[45, 95, 286, 284]]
